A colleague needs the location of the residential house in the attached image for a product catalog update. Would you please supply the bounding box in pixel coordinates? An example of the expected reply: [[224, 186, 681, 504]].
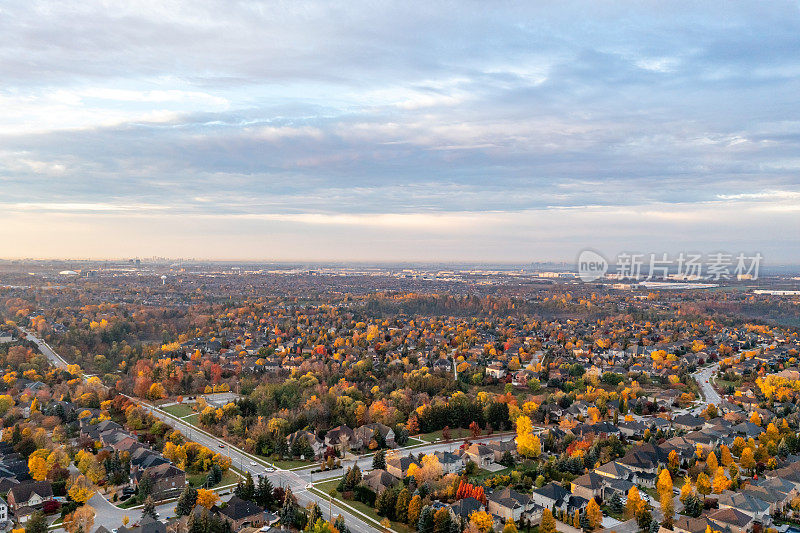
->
[[570, 472, 605, 502], [464, 444, 494, 468], [325, 425, 358, 452], [707, 508, 754, 533], [531, 482, 570, 511], [286, 430, 325, 459], [488, 487, 539, 522], [672, 414, 706, 431], [484, 440, 518, 462], [354, 423, 395, 449], [449, 497, 484, 520], [433, 451, 464, 474], [363, 470, 398, 493], [7, 480, 53, 513], [386, 455, 420, 479], [219, 496, 266, 530], [716, 491, 771, 523], [134, 463, 186, 501]]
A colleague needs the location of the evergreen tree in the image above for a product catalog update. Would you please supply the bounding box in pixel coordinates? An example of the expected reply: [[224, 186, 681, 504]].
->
[[373, 450, 387, 470], [242, 472, 255, 501], [376, 488, 396, 519], [279, 490, 298, 528], [142, 496, 158, 520], [138, 473, 153, 501], [684, 495, 703, 518], [25, 511, 48, 533], [637, 510, 652, 531], [256, 475, 274, 508], [609, 492, 623, 515], [418, 506, 434, 533], [334, 515, 350, 533], [176, 486, 198, 516]]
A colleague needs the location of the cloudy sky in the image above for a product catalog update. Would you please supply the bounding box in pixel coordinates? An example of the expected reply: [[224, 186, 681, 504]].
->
[[1, 1, 799, 262]]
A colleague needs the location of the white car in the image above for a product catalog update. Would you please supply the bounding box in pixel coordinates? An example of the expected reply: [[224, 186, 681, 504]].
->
[[250, 461, 258, 467], [265, 467, 275, 472]]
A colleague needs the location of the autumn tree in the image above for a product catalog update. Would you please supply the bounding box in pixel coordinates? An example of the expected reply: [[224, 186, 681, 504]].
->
[[469, 511, 493, 533], [407, 495, 422, 526], [657, 469, 673, 498], [196, 488, 220, 509], [586, 499, 602, 530], [63, 505, 95, 533], [696, 472, 711, 496], [712, 467, 730, 493], [540, 509, 557, 533], [28, 454, 49, 481], [503, 518, 518, 533], [625, 487, 644, 519], [68, 475, 94, 504], [706, 451, 718, 473], [516, 415, 541, 458], [720, 445, 734, 467], [394, 489, 410, 523]]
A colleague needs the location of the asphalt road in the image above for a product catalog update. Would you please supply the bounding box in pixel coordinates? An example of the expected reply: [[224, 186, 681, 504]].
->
[[87, 491, 210, 530], [692, 362, 721, 406], [24, 328, 519, 533], [20, 327, 70, 369]]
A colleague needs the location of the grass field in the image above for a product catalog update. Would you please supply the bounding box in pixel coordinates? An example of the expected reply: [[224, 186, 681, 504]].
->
[[188, 469, 240, 488], [162, 403, 196, 418], [468, 466, 512, 483], [309, 479, 413, 533], [271, 459, 315, 469]]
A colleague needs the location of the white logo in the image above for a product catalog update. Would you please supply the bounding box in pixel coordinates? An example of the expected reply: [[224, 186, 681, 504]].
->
[[578, 250, 608, 282]]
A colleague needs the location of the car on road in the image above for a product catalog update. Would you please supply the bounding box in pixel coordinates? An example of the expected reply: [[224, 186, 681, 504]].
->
[[250, 461, 258, 467], [265, 467, 275, 472], [218, 444, 225, 448], [306, 483, 312, 490]]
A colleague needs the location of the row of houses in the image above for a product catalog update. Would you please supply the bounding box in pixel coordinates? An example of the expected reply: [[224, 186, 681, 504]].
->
[[80, 419, 186, 501]]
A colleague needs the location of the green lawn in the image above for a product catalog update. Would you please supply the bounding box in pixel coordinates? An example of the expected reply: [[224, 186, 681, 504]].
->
[[468, 466, 513, 483], [271, 459, 315, 469], [163, 403, 196, 418], [309, 480, 413, 533], [118, 497, 142, 509], [417, 428, 472, 442], [313, 478, 341, 493], [188, 469, 240, 488], [181, 413, 201, 426], [601, 505, 625, 521]]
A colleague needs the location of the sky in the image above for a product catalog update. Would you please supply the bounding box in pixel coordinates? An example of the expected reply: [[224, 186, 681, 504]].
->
[[1, 1, 800, 263]]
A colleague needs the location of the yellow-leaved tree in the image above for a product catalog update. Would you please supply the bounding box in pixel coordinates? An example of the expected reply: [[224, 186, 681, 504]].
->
[[469, 511, 494, 533], [586, 499, 603, 530], [68, 475, 95, 504], [196, 488, 219, 509], [516, 415, 541, 458], [540, 509, 557, 533]]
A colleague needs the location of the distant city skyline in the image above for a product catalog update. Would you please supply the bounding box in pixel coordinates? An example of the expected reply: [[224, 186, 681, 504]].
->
[[1, 2, 799, 261]]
